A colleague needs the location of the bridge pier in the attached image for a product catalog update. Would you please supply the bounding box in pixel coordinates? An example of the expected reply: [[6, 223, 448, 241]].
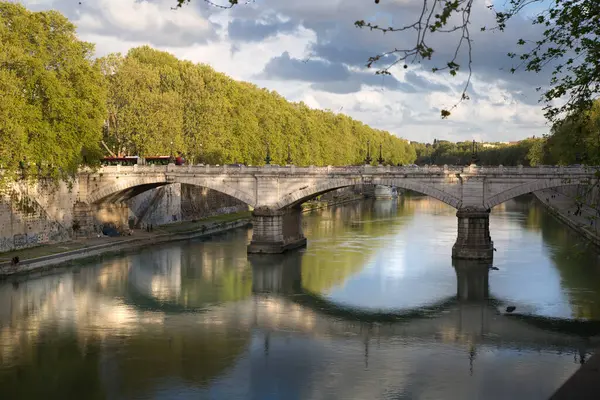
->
[[452, 208, 494, 260], [247, 207, 307, 254]]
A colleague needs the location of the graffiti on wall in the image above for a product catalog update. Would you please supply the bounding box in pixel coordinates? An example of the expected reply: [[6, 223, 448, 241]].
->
[[38, 232, 49, 243], [1, 232, 52, 252], [27, 233, 38, 245], [13, 234, 27, 248], [0, 237, 11, 252]]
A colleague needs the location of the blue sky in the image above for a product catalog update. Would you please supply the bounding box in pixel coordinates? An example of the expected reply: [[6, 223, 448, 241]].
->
[[21, 0, 552, 143]]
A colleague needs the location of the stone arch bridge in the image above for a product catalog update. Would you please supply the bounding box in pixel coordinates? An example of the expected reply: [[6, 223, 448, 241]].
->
[[75, 164, 596, 259]]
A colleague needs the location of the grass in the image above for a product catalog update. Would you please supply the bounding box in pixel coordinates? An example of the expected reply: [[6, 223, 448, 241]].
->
[[157, 211, 251, 234], [0, 238, 113, 262]]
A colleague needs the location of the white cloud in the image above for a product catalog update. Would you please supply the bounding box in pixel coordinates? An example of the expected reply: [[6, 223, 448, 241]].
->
[[20, 0, 549, 142]]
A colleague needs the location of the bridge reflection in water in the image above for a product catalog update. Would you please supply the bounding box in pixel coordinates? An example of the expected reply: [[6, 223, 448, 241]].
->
[[249, 253, 599, 353], [1, 197, 599, 399]]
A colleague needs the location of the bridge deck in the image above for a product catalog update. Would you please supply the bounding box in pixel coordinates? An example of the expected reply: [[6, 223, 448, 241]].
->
[[94, 164, 595, 176]]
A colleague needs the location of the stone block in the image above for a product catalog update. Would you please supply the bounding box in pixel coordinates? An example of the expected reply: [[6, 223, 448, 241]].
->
[[452, 208, 494, 260], [248, 207, 306, 254]]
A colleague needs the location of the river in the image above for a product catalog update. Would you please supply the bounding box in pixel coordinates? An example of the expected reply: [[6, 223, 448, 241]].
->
[[1, 194, 600, 399]]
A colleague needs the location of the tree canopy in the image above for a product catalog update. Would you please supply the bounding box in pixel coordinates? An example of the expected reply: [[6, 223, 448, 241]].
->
[[0, 2, 106, 182], [0, 3, 418, 183], [99, 46, 417, 166], [7, 1, 595, 185], [543, 100, 600, 166]]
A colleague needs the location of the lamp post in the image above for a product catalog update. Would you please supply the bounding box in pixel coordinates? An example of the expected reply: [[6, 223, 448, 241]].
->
[[470, 140, 479, 165], [286, 144, 293, 165], [265, 141, 272, 165], [170, 141, 174, 163], [364, 139, 372, 165], [377, 143, 385, 165]]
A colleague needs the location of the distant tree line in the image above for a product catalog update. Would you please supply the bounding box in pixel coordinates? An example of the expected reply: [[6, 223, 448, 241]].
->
[[410, 138, 546, 167], [411, 114, 600, 167]]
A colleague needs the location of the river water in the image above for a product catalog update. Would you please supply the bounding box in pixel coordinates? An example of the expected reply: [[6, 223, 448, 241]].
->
[[1, 194, 600, 399]]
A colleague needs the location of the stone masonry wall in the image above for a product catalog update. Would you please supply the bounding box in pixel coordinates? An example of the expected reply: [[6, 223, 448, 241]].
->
[[180, 184, 248, 221], [1, 181, 249, 254], [127, 183, 249, 228], [0, 180, 76, 253], [128, 185, 182, 227], [553, 185, 600, 209]]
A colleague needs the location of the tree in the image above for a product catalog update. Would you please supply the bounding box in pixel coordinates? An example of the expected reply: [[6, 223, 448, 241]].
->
[[525, 137, 547, 166], [98, 47, 185, 157], [0, 2, 106, 182], [544, 100, 600, 166], [100, 46, 414, 165], [177, 0, 600, 122]]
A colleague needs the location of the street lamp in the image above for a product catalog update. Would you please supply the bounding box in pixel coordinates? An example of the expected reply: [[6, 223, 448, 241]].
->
[[286, 144, 293, 165], [364, 139, 372, 165], [170, 141, 174, 163], [265, 141, 272, 165], [470, 140, 479, 165], [377, 143, 385, 165]]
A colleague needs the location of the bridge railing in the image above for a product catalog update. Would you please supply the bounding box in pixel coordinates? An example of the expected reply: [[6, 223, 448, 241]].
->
[[93, 164, 596, 176]]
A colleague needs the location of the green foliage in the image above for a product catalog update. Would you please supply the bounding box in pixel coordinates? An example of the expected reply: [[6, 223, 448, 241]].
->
[[544, 100, 600, 165], [501, 0, 600, 120], [525, 138, 547, 167], [100, 46, 416, 165], [1, 4, 416, 177], [98, 49, 184, 157], [0, 2, 106, 181], [410, 138, 545, 166]]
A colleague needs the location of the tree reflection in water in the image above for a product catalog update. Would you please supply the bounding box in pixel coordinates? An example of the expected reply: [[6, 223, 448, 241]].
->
[[0, 195, 599, 400]]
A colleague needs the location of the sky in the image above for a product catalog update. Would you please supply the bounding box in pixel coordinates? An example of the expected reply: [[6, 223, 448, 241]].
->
[[19, 0, 553, 143]]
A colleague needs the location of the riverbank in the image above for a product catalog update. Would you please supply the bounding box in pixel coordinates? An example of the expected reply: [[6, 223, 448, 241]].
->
[[533, 189, 600, 248], [0, 211, 251, 277]]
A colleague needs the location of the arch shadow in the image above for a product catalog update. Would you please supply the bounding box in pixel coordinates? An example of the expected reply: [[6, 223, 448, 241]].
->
[[88, 176, 255, 206], [486, 178, 595, 209], [275, 179, 461, 210]]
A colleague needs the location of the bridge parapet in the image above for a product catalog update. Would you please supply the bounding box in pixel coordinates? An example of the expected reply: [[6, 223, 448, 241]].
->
[[92, 164, 595, 177]]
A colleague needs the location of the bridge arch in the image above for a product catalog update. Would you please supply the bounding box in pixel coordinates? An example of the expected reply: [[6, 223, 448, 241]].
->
[[274, 178, 462, 210], [485, 178, 595, 209], [88, 176, 256, 206]]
